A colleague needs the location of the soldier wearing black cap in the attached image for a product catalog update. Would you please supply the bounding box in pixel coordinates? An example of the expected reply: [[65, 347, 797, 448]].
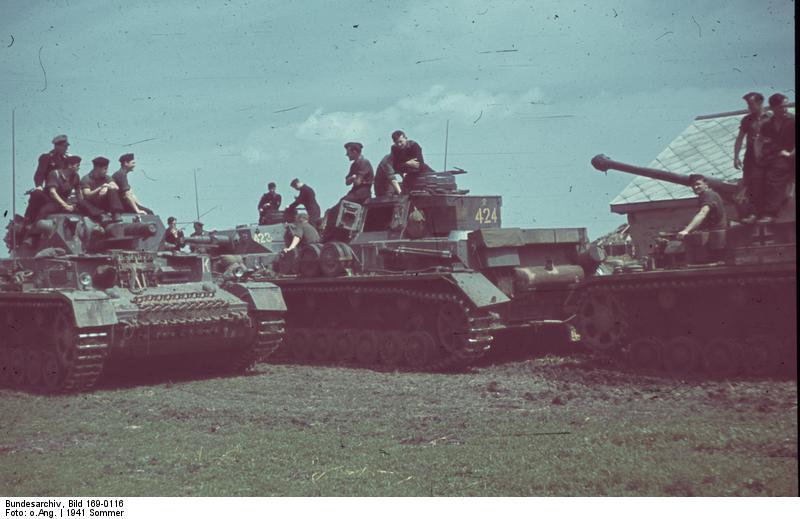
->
[[22, 134, 71, 225], [258, 181, 282, 224], [34, 156, 104, 221], [286, 178, 321, 225], [342, 142, 373, 204], [112, 153, 152, 215], [390, 130, 432, 190], [163, 216, 185, 250], [677, 174, 728, 239], [758, 93, 796, 222], [733, 92, 771, 222], [80, 156, 124, 218]]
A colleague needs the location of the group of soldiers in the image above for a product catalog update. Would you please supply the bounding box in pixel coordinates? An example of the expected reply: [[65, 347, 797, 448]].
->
[[678, 92, 794, 238], [19, 134, 153, 243], [255, 129, 432, 253]]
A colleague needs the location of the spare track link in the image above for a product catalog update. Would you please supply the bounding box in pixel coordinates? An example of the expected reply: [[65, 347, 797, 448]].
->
[[579, 270, 796, 377], [275, 284, 495, 371], [0, 298, 110, 393]]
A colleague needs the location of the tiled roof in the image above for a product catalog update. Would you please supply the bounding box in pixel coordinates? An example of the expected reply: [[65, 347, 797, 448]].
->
[[610, 105, 795, 212]]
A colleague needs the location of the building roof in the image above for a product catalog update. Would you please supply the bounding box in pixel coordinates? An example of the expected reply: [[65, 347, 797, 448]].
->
[[610, 104, 795, 214]]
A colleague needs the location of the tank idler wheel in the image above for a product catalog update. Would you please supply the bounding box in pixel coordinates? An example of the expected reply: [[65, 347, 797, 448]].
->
[[25, 350, 43, 387], [626, 337, 663, 372], [290, 329, 313, 361], [310, 330, 334, 362], [332, 330, 357, 361], [663, 337, 700, 375], [378, 332, 405, 367], [436, 303, 470, 354], [742, 334, 780, 376], [0, 348, 11, 387], [354, 331, 380, 365], [701, 337, 743, 377], [41, 351, 65, 391], [9, 348, 26, 388], [402, 331, 437, 368], [577, 292, 627, 352]]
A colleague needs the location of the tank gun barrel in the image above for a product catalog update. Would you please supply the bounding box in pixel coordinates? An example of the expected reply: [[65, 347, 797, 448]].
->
[[106, 222, 158, 239], [591, 154, 739, 198], [379, 245, 453, 259], [183, 233, 237, 251]]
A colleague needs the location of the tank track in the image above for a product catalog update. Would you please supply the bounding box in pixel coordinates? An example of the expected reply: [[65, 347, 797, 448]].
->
[[272, 285, 496, 371], [227, 311, 285, 371], [0, 298, 110, 393], [576, 269, 797, 377]]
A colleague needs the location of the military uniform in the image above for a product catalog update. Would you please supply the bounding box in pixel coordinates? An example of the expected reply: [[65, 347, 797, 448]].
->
[[80, 169, 124, 215], [391, 139, 432, 192], [374, 154, 399, 197], [287, 185, 321, 224], [760, 109, 796, 217], [696, 188, 727, 231], [258, 191, 282, 224], [739, 110, 771, 215], [285, 221, 321, 248], [343, 156, 374, 204], [23, 149, 70, 223], [36, 168, 103, 221]]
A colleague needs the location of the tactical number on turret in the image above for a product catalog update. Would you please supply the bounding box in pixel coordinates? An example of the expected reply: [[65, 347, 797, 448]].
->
[[474, 207, 498, 225]]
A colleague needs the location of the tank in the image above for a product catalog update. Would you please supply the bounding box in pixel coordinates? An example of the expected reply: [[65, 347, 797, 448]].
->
[[575, 154, 796, 376], [187, 170, 604, 370], [0, 210, 286, 393]]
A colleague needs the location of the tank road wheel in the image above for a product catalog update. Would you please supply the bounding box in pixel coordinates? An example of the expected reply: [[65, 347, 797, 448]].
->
[[25, 351, 43, 387], [577, 291, 627, 353], [310, 331, 333, 362], [0, 348, 10, 387], [402, 331, 437, 368], [290, 329, 313, 361], [9, 348, 26, 388], [332, 330, 357, 362], [378, 332, 405, 367], [354, 331, 380, 365], [742, 334, 780, 376], [663, 337, 700, 375], [701, 337, 743, 377], [436, 302, 470, 353], [626, 337, 663, 372], [41, 351, 65, 391]]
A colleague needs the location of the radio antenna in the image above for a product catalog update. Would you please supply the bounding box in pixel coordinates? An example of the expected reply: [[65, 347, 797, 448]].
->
[[443, 119, 450, 172], [193, 168, 200, 221], [11, 109, 17, 256]]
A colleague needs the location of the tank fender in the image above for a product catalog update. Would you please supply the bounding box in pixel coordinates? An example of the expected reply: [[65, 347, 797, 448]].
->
[[223, 281, 287, 312], [446, 272, 511, 309], [59, 290, 119, 327]]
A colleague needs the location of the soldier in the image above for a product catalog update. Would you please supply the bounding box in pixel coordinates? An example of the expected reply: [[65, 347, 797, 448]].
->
[[758, 93, 795, 223], [163, 216, 185, 250], [34, 156, 104, 221], [676, 174, 728, 239], [374, 154, 402, 197], [80, 156, 124, 220], [286, 178, 321, 225], [342, 142, 373, 204], [112, 153, 152, 215], [733, 92, 771, 222], [258, 182, 282, 224], [23, 134, 71, 225], [390, 130, 432, 189], [282, 213, 320, 254], [190, 221, 206, 238]]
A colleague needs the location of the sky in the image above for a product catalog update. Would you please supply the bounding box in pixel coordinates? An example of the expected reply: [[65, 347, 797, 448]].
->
[[0, 0, 795, 243]]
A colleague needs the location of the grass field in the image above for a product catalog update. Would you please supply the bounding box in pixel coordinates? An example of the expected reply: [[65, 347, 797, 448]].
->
[[1, 347, 797, 496]]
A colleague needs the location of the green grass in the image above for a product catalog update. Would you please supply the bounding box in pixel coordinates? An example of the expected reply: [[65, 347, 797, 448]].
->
[[1, 357, 797, 496]]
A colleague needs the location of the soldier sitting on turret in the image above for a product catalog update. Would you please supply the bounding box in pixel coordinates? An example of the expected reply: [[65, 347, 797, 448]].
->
[[23, 134, 71, 228], [343, 142, 373, 204], [80, 156, 124, 221], [258, 182, 282, 224], [34, 155, 105, 222], [112, 153, 153, 215], [163, 216, 185, 250], [374, 155, 402, 197], [391, 130, 432, 190], [677, 174, 728, 239]]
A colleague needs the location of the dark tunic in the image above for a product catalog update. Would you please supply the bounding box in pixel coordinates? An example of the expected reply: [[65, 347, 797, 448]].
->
[[163, 228, 185, 249], [344, 156, 374, 203], [286, 221, 320, 248], [739, 111, 771, 165], [697, 189, 727, 231], [258, 192, 282, 212], [390, 140, 431, 175], [374, 154, 399, 196], [34, 150, 68, 187], [80, 170, 124, 213], [288, 185, 321, 223], [111, 168, 131, 193], [760, 112, 796, 215], [45, 168, 80, 201]]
